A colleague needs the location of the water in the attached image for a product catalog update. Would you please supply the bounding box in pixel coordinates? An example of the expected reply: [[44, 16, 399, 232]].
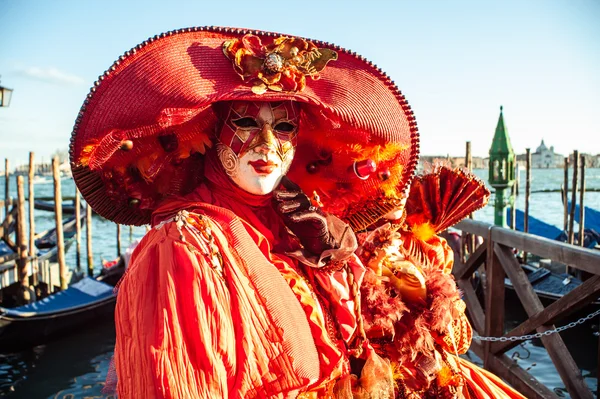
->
[[0, 169, 599, 398]]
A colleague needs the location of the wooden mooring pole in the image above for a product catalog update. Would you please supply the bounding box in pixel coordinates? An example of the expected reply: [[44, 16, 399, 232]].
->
[[465, 141, 475, 254], [511, 165, 517, 230], [75, 188, 82, 271], [16, 176, 31, 304], [563, 157, 569, 233], [578, 157, 585, 247], [28, 152, 35, 254], [4, 159, 9, 221], [465, 141, 472, 171], [523, 149, 531, 263], [116, 224, 122, 257], [514, 163, 519, 196], [568, 151, 578, 246], [52, 157, 67, 290], [86, 202, 93, 276]]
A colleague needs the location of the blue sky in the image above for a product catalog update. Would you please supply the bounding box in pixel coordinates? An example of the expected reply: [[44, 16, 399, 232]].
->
[[1, 0, 599, 167]]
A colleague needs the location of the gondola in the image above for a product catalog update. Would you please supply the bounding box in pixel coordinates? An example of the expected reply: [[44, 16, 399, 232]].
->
[[33, 199, 81, 215], [34, 216, 81, 251], [0, 262, 124, 352], [504, 263, 599, 305]]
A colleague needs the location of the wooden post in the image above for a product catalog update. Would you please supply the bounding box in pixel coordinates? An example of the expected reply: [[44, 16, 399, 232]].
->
[[465, 141, 472, 171], [75, 188, 82, 271], [4, 159, 9, 221], [116, 224, 122, 257], [16, 176, 31, 304], [514, 163, 519, 197], [484, 240, 505, 369], [465, 141, 475, 254], [563, 157, 569, 233], [568, 151, 578, 245], [579, 156, 585, 247], [511, 179, 517, 230], [52, 157, 67, 290], [129, 225, 133, 243], [86, 202, 93, 276], [28, 152, 35, 255], [524, 149, 531, 263]]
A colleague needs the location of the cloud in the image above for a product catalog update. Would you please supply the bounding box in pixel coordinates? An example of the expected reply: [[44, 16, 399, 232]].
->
[[15, 66, 85, 85]]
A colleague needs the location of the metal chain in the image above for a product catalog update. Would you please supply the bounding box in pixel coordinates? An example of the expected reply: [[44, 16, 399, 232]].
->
[[472, 308, 600, 342]]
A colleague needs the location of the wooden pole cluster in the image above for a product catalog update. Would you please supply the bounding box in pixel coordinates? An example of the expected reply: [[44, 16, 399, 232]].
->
[[86, 202, 93, 276], [75, 188, 82, 271], [52, 157, 67, 290], [16, 176, 31, 304], [523, 149, 531, 263], [28, 152, 35, 255]]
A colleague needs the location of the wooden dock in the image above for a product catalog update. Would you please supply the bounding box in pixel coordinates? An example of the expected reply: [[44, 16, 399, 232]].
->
[[454, 218, 600, 399]]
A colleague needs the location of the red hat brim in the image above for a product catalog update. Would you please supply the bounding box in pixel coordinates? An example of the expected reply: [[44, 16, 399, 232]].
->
[[70, 27, 419, 225]]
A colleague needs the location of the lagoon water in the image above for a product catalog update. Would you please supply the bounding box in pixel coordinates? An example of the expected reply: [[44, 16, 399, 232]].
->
[[0, 168, 599, 398]]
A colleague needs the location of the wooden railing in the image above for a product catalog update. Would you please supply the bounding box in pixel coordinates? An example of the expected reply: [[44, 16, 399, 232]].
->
[[454, 218, 600, 399]]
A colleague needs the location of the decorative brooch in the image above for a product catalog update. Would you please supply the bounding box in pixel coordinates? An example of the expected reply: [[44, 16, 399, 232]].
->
[[223, 34, 338, 94]]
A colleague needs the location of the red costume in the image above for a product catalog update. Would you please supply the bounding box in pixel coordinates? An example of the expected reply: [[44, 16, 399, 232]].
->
[[69, 26, 525, 398], [70, 28, 416, 398]]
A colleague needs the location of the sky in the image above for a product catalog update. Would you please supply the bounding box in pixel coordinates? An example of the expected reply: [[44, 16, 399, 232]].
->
[[0, 0, 599, 168]]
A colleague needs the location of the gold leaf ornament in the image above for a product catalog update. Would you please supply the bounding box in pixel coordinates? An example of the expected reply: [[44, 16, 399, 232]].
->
[[223, 34, 337, 93]]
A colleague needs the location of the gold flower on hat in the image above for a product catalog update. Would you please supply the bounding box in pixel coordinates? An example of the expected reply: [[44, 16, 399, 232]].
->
[[223, 34, 338, 94]]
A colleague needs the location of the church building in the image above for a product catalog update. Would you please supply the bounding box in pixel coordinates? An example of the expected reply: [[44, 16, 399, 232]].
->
[[531, 139, 563, 168]]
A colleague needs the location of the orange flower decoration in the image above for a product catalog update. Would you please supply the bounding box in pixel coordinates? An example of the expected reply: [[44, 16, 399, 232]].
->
[[223, 34, 338, 94]]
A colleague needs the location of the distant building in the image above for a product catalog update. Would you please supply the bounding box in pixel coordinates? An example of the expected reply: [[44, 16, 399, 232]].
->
[[418, 155, 487, 169], [527, 139, 563, 168]]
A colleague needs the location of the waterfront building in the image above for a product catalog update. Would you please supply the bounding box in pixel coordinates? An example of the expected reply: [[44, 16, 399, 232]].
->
[[528, 139, 563, 168]]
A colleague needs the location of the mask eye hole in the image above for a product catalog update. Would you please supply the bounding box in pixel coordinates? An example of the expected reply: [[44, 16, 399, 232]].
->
[[232, 117, 259, 129], [274, 121, 296, 133]]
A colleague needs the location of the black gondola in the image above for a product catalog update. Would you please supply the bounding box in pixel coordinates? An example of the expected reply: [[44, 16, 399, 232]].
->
[[34, 216, 81, 251], [33, 199, 81, 215], [0, 263, 124, 353]]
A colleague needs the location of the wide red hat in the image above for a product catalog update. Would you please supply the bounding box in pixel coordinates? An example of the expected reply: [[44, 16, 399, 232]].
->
[[70, 27, 420, 225]]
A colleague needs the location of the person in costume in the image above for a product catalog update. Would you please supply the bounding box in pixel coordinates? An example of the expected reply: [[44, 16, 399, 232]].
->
[[69, 27, 419, 398], [320, 164, 527, 398]]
